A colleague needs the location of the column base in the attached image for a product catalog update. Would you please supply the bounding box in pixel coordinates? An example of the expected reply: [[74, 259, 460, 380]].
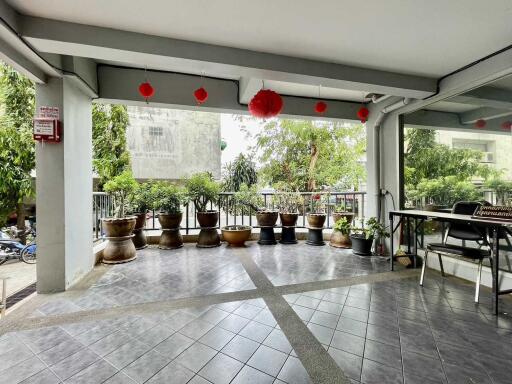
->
[[306, 227, 325, 246], [280, 226, 297, 244], [258, 226, 277, 245]]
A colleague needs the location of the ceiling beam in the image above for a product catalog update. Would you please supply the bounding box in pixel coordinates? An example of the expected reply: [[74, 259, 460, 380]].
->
[[460, 107, 512, 124], [238, 77, 263, 104], [19, 16, 437, 99], [97, 65, 362, 120], [451, 86, 512, 109]]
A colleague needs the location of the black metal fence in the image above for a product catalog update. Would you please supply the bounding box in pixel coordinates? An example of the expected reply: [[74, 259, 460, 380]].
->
[[93, 191, 367, 240]]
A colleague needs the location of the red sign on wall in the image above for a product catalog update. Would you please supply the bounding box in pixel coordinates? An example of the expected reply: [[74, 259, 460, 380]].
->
[[33, 106, 61, 143]]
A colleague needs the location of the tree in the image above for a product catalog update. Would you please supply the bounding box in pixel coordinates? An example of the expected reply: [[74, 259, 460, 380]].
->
[[0, 64, 35, 228], [222, 153, 258, 192], [252, 119, 366, 191], [92, 104, 131, 189]]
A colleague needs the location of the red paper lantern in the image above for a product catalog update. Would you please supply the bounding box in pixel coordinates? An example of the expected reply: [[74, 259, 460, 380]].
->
[[194, 87, 208, 104], [357, 106, 370, 122], [138, 82, 154, 102], [248, 89, 283, 118], [315, 101, 327, 114], [475, 119, 486, 129], [501, 121, 512, 131]]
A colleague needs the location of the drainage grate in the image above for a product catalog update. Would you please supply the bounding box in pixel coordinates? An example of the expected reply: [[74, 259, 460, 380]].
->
[[6, 282, 36, 309]]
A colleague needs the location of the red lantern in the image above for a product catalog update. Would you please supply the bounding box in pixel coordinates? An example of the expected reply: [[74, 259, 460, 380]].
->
[[194, 87, 208, 104], [475, 119, 486, 129], [138, 82, 154, 102], [315, 101, 327, 114], [501, 121, 512, 131], [357, 106, 370, 122], [248, 89, 283, 118]]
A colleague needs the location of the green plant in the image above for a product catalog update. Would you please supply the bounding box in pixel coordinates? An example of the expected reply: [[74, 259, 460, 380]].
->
[[129, 182, 154, 213], [333, 217, 351, 235], [352, 217, 390, 240], [222, 153, 258, 192], [232, 184, 263, 211], [334, 202, 348, 212], [310, 193, 326, 213], [485, 177, 512, 205], [414, 176, 479, 206], [185, 172, 221, 212], [152, 182, 186, 214], [103, 170, 137, 218], [274, 184, 304, 213]]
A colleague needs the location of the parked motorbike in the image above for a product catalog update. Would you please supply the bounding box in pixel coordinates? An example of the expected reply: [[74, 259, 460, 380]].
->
[[0, 226, 36, 265]]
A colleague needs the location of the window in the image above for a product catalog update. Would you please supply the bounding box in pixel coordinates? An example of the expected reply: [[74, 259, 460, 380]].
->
[[148, 126, 163, 136]]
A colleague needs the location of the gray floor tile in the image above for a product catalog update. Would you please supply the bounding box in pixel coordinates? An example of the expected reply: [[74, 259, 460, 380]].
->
[[179, 319, 215, 340], [342, 306, 369, 323], [19, 369, 60, 384], [199, 327, 236, 351], [364, 339, 402, 370], [217, 313, 250, 333], [309, 310, 339, 329], [361, 358, 403, 384], [295, 296, 321, 310], [146, 360, 194, 384], [104, 339, 152, 370], [88, 330, 132, 357], [0, 355, 47, 384], [331, 330, 365, 356], [316, 300, 343, 316], [253, 309, 278, 327], [307, 323, 334, 346], [198, 308, 230, 325], [0, 342, 34, 371], [103, 372, 137, 384], [121, 349, 171, 383], [135, 325, 174, 348], [337, 317, 367, 338], [233, 303, 263, 319], [277, 356, 312, 384], [231, 365, 273, 384], [166, 311, 198, 330], [188, 376, 213, 384], [328, 347, 362, 381], [291, 305, 315, 322], [402, 350, 446, 383], [365, 324, 400, 347], [198, 353, 243, 384], [221, 335, 260, 363], [247, 345, 287, 377], [154, 332, 194, 359], [64, 359, 118, 384], [174, 342, 217, 373], [239, 321, 273, 343], [263, 329, 293, 354], [51, 348, 100, 381]]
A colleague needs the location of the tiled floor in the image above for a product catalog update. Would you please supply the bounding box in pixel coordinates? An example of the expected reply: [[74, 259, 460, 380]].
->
[[1, 241, 512, 384]]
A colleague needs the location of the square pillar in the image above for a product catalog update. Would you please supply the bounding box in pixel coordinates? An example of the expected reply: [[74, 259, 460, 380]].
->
[[35, 77, 93, 293]]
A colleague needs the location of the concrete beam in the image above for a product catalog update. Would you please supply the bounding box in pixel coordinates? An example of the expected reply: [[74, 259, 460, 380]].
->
[[238, 77, 262, 104], [451, 86, 512, 109], [97, 65, 362, 120], [460, 107, 512, 124], [404, 109, 510, 134], [19, 16, 437, 99]]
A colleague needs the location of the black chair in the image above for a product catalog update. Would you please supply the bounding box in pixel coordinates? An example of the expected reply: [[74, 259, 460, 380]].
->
[[420, 201, 491, 303]]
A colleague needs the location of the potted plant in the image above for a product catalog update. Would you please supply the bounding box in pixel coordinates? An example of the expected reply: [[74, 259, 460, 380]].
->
[[332, 202, 354, 226], [330, 217, 351, 248], [221, 184, 253, 247], [307, 193, 326, 228], [102, 170, 138, 263], [186, 172, 221, 247], [350, 217, 390, 256], [128, 182, 153, 249], [153, 182, 187, 249], [275, 188, 304, 227]]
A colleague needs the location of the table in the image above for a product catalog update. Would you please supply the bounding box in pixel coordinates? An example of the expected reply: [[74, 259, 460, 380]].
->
[[389, 210, 512, 315]]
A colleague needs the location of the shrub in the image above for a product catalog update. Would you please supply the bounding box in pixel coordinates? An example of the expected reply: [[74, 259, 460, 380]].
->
[[185, 172, 221, 212], [103, 170, 137, 218], [152, 182, 186, 214], [333, 217, 351, 235]]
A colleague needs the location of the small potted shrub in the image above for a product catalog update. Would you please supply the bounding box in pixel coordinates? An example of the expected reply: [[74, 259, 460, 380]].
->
[[102, 170, 138, 263], [153, 182, 187, 249], [307, 193, 326, 228], [350, 217, 390, 256], [275, 188, 304, 227], [330, 217, 351, 248], [128, 182, 153, 249], [221, 184, 254, 247], [186, 172, 221, 247], [332, 202, 354, 226]]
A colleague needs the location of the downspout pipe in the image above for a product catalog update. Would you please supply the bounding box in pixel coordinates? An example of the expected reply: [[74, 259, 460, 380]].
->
[[373, 98, 411, 221]]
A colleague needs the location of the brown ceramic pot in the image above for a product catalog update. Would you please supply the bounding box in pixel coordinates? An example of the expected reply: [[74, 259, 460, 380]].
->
[[221, 225, 252, 247], [158, 212, 183, 249], [307, 213, 326, 228], [197, 211, 219, 228], [132, 212, 147, 249], [332, 212, 354, 224], [280, 212, 298, 227], [330, 230, 351, 248], [102, 216, 137, 264], [256, 211, 279, 227]]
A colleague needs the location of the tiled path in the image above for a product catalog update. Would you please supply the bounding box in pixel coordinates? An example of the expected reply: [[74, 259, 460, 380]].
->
[[0, 243, 512, 384]]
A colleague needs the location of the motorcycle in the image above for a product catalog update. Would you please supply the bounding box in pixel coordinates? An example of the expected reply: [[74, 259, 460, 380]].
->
[[0, 225, 37, 265]]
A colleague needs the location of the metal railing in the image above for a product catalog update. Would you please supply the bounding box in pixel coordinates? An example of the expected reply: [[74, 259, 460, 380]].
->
[[93, 191, 367, 240]]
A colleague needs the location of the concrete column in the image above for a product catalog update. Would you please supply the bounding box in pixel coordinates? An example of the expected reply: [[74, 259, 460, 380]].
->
[[35, 77, 93, 293]]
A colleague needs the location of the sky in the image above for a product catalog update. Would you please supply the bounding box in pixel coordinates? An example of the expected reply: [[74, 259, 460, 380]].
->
[[220, 113, 261, 165]]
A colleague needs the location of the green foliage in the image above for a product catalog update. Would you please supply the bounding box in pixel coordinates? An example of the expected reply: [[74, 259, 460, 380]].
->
[[103, 170, 137, 218], [333, 217, 351, 235], [0, 63, 35, 225], [310, 193, 326, 213], [485, 177, 512, 205], [151, 181, 186, 214], [232, 183, 263, 212], [352, 217, 390, 240], [253, 119, 366, 191], [129, 182, 154, 213], [409, 176, 480, 206], [222, 153, 257, 192], [273, 187, 304, 213], [92, 103, 131, 189], [185, 172, 221, 212]]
